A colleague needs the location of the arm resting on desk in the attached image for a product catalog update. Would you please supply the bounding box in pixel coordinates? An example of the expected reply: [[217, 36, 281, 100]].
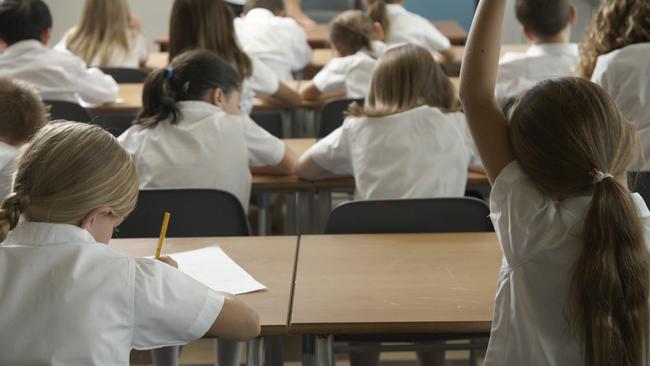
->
[[250, 143, 298, 176], [296, 154, 342, 181], [205, 294, 260, 341], [269, 82, 302, 108]]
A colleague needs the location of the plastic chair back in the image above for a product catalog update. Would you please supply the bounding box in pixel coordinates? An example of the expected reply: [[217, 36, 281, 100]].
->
[[318, 98, 363, 138], [629, 171, 650, 206], [251, 110, 284, 138], [44, 100, 92, 123], [99, 67, 150, 83]]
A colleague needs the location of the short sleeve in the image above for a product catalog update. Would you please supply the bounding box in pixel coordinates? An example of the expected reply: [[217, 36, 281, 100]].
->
[[425, 24, 451, 52], [242, 116, 285, 166], [305, 124, 354, 175], [312, 58, 347, 93], [133, 32, 150, 63], [131, 258, 224, 349], [248, 56, 280, 95]]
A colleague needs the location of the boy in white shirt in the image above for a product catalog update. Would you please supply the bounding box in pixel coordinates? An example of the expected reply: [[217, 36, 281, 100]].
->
[[495, 0, 579, 108], [235, 0, 312, 81], [0, 78, 48, 200], [0, 0, 118, 106]]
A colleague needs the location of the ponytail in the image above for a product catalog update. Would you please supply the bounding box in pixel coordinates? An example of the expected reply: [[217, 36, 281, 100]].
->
[[0, 190, 30, 242], [572, 177, 649, 366], [366, 0, 391, 38], [137, 68, 182, 128]]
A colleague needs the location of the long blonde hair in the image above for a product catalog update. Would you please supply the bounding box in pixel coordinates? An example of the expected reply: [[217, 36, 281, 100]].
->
[[66, 0, 137, 66], [578, 0, 650, 78], [509, 77, 648, 366], [0, 122, 139, 242], [349, 44, 459, 118]]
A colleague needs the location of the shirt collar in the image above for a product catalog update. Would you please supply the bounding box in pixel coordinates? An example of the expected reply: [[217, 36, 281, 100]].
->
[[174, 101, 227, 123], [2, 40, 46, 57], [385, 3, 406, 14], [2, 222, 97, 247], [246, 8, 275, 20], [526, 43, 579, 58]]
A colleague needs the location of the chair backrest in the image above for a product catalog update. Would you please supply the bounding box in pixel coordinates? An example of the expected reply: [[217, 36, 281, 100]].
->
[[251, 110, 284, 138], [44, 100, 93, 123], [99, 67, 150, 83], [92, 112, 136, 137], [301, 0, 355, 11], [629, 171, 650, 206], [117, 189, 251, 238], [324, 197, 493, 234], [318, 98, 363, 137]]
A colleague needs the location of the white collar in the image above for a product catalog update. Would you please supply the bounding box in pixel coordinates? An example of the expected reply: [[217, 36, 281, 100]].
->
[[385, 3, 406, 14], [3, 40, 46, 57], [245, 8, 275, 20], [526, 43, 578, 58], [3, 222, 97, 247]]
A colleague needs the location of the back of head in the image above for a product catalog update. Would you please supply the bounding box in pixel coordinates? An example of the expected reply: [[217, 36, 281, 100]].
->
[[0, 78, 48, 145], [0, 121, 139, 242], [330, 10, 374, 56], [243, 0, 284, 14], [137, 49, 242, 128], [350, 44, 458, 118], [515, 0, 572, 39], [169, 0, 252, 78], [578, 0, 650, 78], [365, 0, 397, 38], [66, 0, 132, 65], [0, 0, 52, 46], [509, 77, 649, 366]]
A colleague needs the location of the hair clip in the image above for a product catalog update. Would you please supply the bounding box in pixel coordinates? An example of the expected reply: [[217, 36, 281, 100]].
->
[[589, 167, 613, 184]]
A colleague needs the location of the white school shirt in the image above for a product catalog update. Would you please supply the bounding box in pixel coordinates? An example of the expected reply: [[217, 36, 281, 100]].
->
[[0, 222, 224, 365], [235, 8, 312, 81], [240, 54, 281, 114], [305, 105, 471, 200], [384, 4, 451, 53], [0, 142, 20, 200], [495, 43, 579, 108], [55, 28, 149, 68], [484, 161, 650, 366], [591, 43, 650, 170], [118, 101, 285, 210], [0, 40, 118, 105], [312, 50, 377, 99]]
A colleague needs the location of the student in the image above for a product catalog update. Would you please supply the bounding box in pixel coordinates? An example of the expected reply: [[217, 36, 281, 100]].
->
[[300, 10, 386, 101], [495, 0, 579, 108], [235, 0, 312, 81], [460, 0, 650, 365], [0, 78, 48, 200], [364, 0, 452, 57], [0, 0, 117, 105], [0, 121, 260, 365], [579, 0, 650, 170], [55, 0, 149, 68], [118, 50, 297, 212], [298, 44, 471, 201], [169, 0, 301, 115]]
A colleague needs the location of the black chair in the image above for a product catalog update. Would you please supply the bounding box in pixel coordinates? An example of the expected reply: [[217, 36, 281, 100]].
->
[[251, 110, 284, 138], [302, 0, 357, 22], [318, 98, 363, 138], [116, 189, 251, 238], [99, 67, 150, 83], [629, 171, 650, 205], [92, 112, 136, 137], [325, 197, 493, 234], [44, 100, 92, 123]]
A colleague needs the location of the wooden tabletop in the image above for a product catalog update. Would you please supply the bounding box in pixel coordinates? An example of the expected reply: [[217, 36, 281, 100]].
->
[[109, 236, 298, 336], [290, 233, 500, 334], [432, 20, 468, 45]]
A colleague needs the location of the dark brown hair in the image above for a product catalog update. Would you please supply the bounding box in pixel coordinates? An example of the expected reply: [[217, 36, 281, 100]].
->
[[509, 77, 649, 366], [330, 10, 374, 56], [169, 0, 252, 78], [0, 78, 48, 144], [515, 0, 572, 38]]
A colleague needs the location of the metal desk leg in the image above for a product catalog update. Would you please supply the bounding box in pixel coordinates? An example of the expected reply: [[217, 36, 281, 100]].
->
[[315, 335, 334, 366], [302, 335, 316, 366], [281, 110, 293, 138], [316, 189, 332, 233], [246, 337, 264, 366], [297, 190, 315, 234], [284, 192, 297, 235], [263, 336, 284, 366], [151, 345, 179, 366], [257, 193, 270, 236]]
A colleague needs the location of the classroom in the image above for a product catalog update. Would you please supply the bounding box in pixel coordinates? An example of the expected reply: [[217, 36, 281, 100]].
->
[[0, 0, 649, 365]]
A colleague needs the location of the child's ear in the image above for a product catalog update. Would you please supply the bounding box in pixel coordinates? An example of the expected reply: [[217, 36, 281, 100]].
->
[[521, 26, 535, 43], [40, 27, 52, 46], [373, 22, 385, 41], [79, 207, 111, 230], [209, 88, 227, 108], [569, 5, 577, 26]]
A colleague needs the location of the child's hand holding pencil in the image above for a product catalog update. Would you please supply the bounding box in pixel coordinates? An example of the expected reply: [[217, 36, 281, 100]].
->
[[154, 212, 178, 268]]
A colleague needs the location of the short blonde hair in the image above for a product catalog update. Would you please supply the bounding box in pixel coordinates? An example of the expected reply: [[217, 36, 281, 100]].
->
[[0, 122, 139, 242], [0, 78, 48, 144]]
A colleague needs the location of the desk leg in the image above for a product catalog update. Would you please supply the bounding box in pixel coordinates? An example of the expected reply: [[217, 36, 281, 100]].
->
[[246, 337, 264, 366], [281, 111, 293, 138], [304, 109, 317, 138], [297, 190, 315, 234], [284, 193, 297, 235], [263, 336, 284, 366], [151, 346, 179, 366], [316, 189, 332, 234], [257, 193, 270, 236], [302, 335, 316, 366], [315, 335, 334, 366]]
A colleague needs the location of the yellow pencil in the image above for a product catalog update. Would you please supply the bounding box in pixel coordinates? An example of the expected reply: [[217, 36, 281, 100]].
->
[[155, 212, 171, 259]]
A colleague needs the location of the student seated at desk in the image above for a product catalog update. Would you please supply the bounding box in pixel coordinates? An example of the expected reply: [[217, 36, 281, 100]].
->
[[118, 50, 298, 212], [55, 0, 149, 68], [0, 0, 117, 105], [0, 78, 48, 200], [0, 122, 260, 365], [364, 0, 452, 57], [235, 0, 312, 81], [169, 0, 301, 115], [495, 0, 579, 108], [301, 10, 386, 100], [298, 44, 472, 201], [579, 0, 650, 170]]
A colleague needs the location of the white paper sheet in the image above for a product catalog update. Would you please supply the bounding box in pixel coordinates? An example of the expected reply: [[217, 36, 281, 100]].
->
[[169, 246, 266, 295]]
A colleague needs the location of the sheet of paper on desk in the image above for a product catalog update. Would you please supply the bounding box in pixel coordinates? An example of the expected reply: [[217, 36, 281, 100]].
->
[[169, 246, 266, 295]]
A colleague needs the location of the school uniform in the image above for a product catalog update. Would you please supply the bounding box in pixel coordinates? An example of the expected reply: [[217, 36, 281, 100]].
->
[[304, 105, 472, 200], [235, 8, 312, 81], [591, 42, 650, 170], [240, 55, 280, 114], [383, 4, 451, 53], [484, 160, 650, 366], [0, 221, 224, 365], [495, 43, 579, 107], [0, 142, 20, 200], [55, 28, 149, 68], [118, 101, 285, 210], [0, 40, 118, 105]]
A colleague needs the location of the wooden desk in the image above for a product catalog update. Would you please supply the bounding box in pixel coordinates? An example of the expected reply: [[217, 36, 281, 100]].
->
[[89, 83, 143, 114], [291, 233, 500, 335], [109, 236, 298, 336], [433, 20, 468, 45]]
